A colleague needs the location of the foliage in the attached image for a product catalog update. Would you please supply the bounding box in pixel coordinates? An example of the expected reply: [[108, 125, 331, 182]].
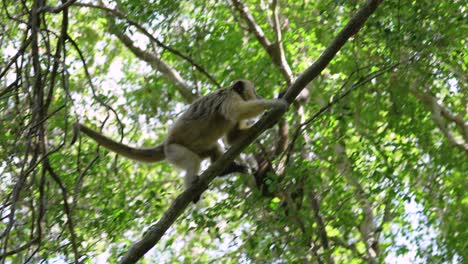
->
[[0, 0, 466, 263]]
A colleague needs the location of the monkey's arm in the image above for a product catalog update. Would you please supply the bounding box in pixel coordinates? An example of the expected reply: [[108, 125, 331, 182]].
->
[[226, 124, 251, 146], [228, 99, 287, 121], [71, 123, 165, 163]]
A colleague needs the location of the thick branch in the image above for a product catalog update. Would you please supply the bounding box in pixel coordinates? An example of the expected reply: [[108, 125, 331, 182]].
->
[[232, 0, 295, 181], [283, 0, 382, 103], [119, 0, 382, 262]]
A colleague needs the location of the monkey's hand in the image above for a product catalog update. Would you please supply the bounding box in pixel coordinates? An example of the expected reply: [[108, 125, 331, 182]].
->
[[266, 99, 288, 129], [70, 122, 81, 145], [271, 99, 288, 111]]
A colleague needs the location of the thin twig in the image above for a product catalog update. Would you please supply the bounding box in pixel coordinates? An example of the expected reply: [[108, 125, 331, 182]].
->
[[66, 34, 124, 134], [45, 161, 80, 262], [38, 0, 77, 14], [283, 61, 402, 166], [74, 2, 220, 88]]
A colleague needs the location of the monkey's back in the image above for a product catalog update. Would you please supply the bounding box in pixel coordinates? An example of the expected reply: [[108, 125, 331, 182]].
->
[[165, 89, 236, 155]]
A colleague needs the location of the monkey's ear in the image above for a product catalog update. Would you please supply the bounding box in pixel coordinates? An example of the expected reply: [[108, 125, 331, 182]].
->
[[232, 80, 244, 95]]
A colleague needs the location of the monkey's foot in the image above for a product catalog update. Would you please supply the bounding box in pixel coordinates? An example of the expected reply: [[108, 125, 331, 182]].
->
[[219, 162, 248, 177]]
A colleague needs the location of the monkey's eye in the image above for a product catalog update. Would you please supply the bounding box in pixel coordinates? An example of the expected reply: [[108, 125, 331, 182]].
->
[[233, 80, 245, 94]]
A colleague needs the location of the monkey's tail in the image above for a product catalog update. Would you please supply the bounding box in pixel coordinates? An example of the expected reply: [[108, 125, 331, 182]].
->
[[71, 123, 165, 163]]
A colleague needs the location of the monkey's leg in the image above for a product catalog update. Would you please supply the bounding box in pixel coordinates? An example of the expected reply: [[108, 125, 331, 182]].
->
[[165, 144, 202, 203], [207, 146, 248, 177]]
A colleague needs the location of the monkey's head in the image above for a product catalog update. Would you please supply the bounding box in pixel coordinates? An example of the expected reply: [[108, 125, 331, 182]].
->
[[232, 80, 260, 101]]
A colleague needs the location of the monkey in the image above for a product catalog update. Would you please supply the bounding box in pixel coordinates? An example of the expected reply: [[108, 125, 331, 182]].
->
[[72, 80, 288, 202]]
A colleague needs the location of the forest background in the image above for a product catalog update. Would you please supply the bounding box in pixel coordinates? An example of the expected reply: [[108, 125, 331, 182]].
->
[[0, 0, 466, 263]]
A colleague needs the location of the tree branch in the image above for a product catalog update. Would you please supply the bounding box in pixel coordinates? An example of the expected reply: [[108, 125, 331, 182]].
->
[[231, 0, 272, 50], [45, 161, 80, 263], [38, 0, 77, 14], [110, 28, 197, 103], [282, 0, 382, 103], [270, 0, 293, 85], [410, 87, 468, 153], [0, 238, 39, 260], [74, 3, 220, 88], [119, 0, 382, 262], [66, 34, 124, 136], [0, 36, 31, 81], [231, 0, 293, 84], [309, 190, 334, 263], [334, 130, 379, 263]]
